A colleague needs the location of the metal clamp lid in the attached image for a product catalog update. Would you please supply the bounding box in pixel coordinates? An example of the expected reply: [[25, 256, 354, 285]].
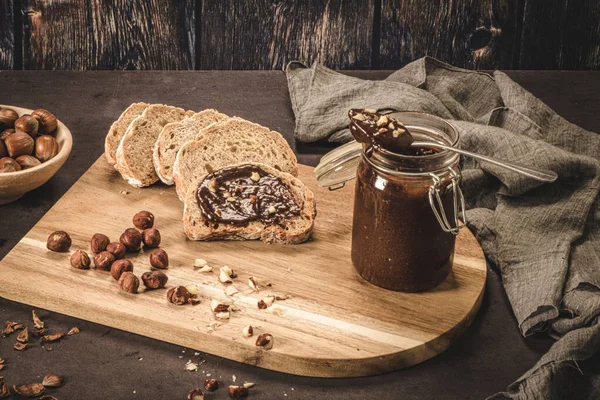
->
[[428, 167, 467, 235], [314, 140, 362, 189]]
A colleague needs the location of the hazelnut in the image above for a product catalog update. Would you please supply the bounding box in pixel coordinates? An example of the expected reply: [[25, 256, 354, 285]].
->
[[14, 114, 39, 137], [118, 271, 139, 294], [0, 108, 18, 129], [90, 233, 110, 253], [42, 373, 64, 388], [120, 228, 142, 252], [193, 258, 208, 268], [242, 325, 253, 337], [188, 389, 204, 400], [15, 154, 41, 169], [149, 249, 169, 269], [35, 135, 59, 162], [32, 109, 58, 134], [133, 210, 154, 230], [94, 251, 115, 271], [141, 271, 168, 289], [0, 140, 6, 158], [110, 259, 133, 280], [106, 242, 126, 259], [0, 157, 20, 173], [0, 128, 15, 141], [167, 286, 194, 305], [46, 231, 71, 252], [228, 385, 249, 398], [70, 250, 91, 269], [210, 299, 230, 313], [142, 228, 161, 248], [203, 379, 218, 392], [4, 131, 34, 158], [255, 333, 274, 350]]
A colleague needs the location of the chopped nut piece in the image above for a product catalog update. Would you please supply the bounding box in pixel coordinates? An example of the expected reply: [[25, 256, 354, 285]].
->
[[364, 108, 377, 113], [226, 196, 237, 203], [44, 345, 53, 352], [186, 284, 199, 297], [378, 128, 388, 134], [193, 258, 208, 268], [243, 382, 255, 389], [257, 300, 267, 309], [219, 268, 233, 284], [198, 265, 213, 273], [185, 360, 199, 371], [393, 128, 406, 138], [67, 327, 80, 335], [250, 171, 260, 181], [210, 300, 230, 313], [376, 115, 389, 127], [224, 286, 239, 296], [188, 388, 204, 400], [42, 373, 63, 388], [263, 296, 275, 307], [215, 311, 230, 320], [167, 286, 198, 305], [208, 178, 217, 192], [42, 332, 65, 342], [242, 326, 253, 337], [0, 377, 8, 398], [267, 206, 277, 214], [222, 266, 235, 277], [203, 379, 219, 392], [388, 123, 394, 129], [352, 113, 366, 121], [2, 320, 24, 337], [16, 327, 28, 343], [228, 385, 249, 398], [13, 342, 27, 351], [248, 277, 260, 292], [13, 383, 45, 397], [255, 333, 274, 350]]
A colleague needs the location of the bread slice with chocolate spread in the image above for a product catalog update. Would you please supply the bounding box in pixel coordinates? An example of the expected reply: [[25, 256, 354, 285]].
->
[[183, 162, 315, 244], [172, 117, 298, 201]]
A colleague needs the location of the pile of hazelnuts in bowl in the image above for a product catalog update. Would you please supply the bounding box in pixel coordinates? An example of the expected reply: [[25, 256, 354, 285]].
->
[[0, 106, 59, 173]]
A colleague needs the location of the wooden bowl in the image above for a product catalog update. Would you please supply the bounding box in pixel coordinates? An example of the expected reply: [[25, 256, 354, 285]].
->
[[0, 105, 72, 205]]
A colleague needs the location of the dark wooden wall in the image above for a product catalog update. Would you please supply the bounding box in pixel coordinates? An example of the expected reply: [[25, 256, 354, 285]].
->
[[0, 0, 599, 70]]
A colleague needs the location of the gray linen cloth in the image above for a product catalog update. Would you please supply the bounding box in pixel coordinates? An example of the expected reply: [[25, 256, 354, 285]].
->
[[286, 57, 600, 399]]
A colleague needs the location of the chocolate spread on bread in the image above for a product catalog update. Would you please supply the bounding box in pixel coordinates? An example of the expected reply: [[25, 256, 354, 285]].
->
[[348, 109, 437, 156], [197, 165, 301, 226]]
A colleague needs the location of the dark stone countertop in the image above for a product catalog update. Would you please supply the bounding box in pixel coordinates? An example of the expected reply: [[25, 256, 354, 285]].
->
[[1, 70, 598, 399]]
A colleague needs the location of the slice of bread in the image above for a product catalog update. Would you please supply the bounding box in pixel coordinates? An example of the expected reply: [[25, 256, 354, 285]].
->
[[105, 102, 149, 166], [183, 162, 316, 244], [172, 117, 298, 201], [115, 104, 195, 187], [153, 109, 229, 185]]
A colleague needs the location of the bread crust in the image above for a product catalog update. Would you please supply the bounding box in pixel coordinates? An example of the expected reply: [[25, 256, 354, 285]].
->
[[183, 162, 315, 244]]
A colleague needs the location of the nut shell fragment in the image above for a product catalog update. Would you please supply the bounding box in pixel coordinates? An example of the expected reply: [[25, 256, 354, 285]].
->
[[228, 385, 249, 398], [42, 373, 64, 388], [203, 379, 218, 392], [12, 383, 44, 397], [255, 333, 274, 350]]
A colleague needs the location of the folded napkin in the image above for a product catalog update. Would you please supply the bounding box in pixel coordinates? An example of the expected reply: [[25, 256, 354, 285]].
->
[[286, 57, 600, 399]]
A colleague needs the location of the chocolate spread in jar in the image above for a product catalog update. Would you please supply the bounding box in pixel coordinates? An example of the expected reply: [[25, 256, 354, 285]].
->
[[197, 165, 301, 226], [348, 109, 456, 292]]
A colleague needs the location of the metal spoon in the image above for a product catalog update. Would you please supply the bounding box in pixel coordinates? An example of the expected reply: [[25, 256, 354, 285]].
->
[[411, 141, 558, 183]]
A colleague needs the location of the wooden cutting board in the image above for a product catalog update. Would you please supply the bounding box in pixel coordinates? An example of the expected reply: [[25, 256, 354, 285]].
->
[[0, 157, 486, 377]]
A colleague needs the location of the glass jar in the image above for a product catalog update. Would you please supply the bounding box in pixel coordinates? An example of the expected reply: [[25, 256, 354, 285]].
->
[[316, 112, 465, 292]]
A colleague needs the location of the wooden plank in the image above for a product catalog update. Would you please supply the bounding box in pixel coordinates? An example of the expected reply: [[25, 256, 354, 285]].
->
[[200, 0, 373, 70], [379, 0, 520, 70], [519, 0, 600, 69], [22, 0, 194, 70], [0, 0, 14, 69], [0, 156, 486, 377]]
